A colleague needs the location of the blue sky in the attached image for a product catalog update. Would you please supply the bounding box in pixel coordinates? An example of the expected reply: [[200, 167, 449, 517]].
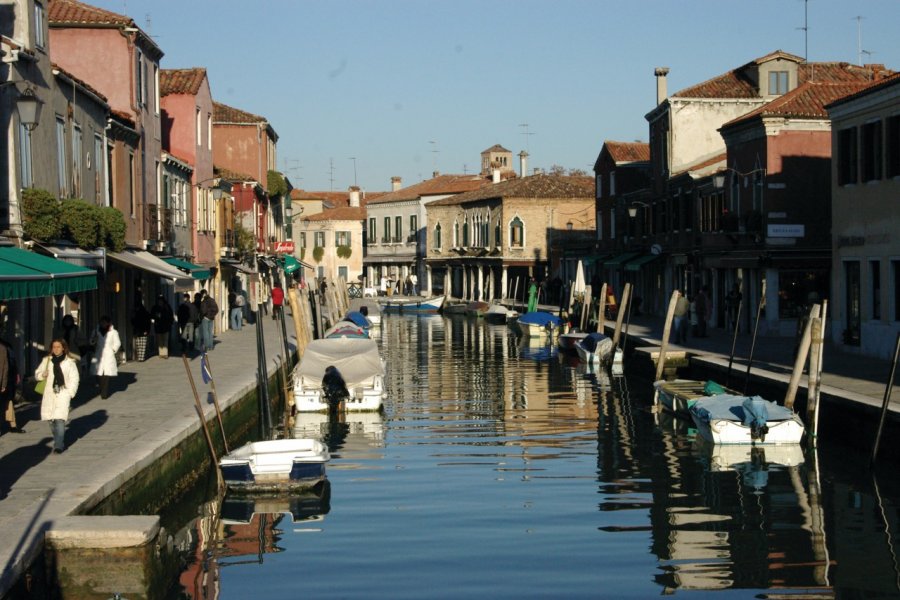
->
[[93, 0, 900, 193]]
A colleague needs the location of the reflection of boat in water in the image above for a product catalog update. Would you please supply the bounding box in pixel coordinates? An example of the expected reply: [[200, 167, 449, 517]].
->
[[517, 335, 558, 361], [699, 440, 805, 489], [221, 481, 332, 525], [293, 337, 385, 412], [219, 438, 330, 493], [293, 410, 386, 455]]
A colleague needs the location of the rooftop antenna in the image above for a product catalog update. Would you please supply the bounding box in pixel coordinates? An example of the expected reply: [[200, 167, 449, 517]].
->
[[462, 163, 468, 174], [429, 140, 438, 171], [328, 158, 335, 192], [855, 16, 874, 66], [519, 123, 534, 154], [797, 0, 811, 78]]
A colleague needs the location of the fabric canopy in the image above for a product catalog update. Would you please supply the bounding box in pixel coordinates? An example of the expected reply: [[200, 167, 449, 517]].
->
[[603, 252, 641, 267], [624, 254, 660, 272], [108, 249, 195, 289], [35, 243, 106, 270], [0, 246, 97, 300], [220, 260, 257, 275], [162, 257, 211, 280], [294, 337, 384, 390]]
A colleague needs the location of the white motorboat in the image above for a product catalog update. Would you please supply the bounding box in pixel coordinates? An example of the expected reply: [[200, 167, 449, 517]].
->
[[379, 294, 445, 314], [293, 337, 385, 412], [689, 394, 805, 445], [348, 297, 382, 326], [653, 379, 737, 417], [573, 332, 614, 365], [512, 311, 562, 338], [219, 438, 329, 492]]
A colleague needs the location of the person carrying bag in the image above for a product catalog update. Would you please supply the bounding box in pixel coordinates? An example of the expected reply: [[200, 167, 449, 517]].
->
[[35, 338, 80, 453]]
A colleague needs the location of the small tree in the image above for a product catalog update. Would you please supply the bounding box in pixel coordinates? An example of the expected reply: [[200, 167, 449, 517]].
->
[[234, 222, 256, 258], [267, 170, 288, 198]]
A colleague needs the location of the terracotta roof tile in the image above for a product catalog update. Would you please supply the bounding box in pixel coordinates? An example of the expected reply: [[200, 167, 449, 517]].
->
[[673, 50, 892, 99], [826, 72, 900, 109], [109, 109, 134, 127], [482, 144, 511, 153], [671, 152, 726, 178], [428, 174, 593, 207], [301, 206, 367, 221], [49, 0, 134, 26], [723, 81, 873, 128], [214, 165, 256, 183], [604, 141, 650, 164], [367, 174, 490, 205], [160, 68, 207, 96], [213, 101, 266, 124], [52, 62, 107, 102]]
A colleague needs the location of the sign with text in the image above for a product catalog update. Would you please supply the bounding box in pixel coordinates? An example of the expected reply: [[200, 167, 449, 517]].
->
[[767, 224, 805, 238], [273, 241, 295, 253]]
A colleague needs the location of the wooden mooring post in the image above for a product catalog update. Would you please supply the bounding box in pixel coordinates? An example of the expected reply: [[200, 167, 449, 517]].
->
[[871, 331, 900, 465], [596, 283, 608, 334], [784, 303, 821, 410], [182, 354, 223, 492], [655, 290, 680, 383], [612, 283, 632, 348]]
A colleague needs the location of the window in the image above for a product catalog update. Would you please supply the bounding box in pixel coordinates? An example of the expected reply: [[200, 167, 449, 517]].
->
[[34, 2, 45, 49], [861, 121, 883, 182], [338, 266, 348, 281], [93, 133, 104, 203], [494, 221, 501, 246], [299, 232, 306, 249], [154, 65, 160, 115], [394, 216, 402, 242], [887, 115, 900, 178], [768, 71, 789, 95], [453, 220, 459, 247], [128, 152, 136, 217], [778, 269, 828, 319], [838, 127, 858, 186], [409, 214, 417, 243], [72, 124, 83, 198], [18, 122, 32, 188], [462, 219, 469, 246], [383, 217, 390, 243], [368, 217, 376, 244], [701, 191, 724, 232], [597, 210, 604, 241], [893, 261, 900, 321], [610, 208, 616, 240], [314, 231, 325, 248], [196, 108, 201, 145], [56, 116, 67, 195], [433, 223, 442, 250], [609, 171, 616, 196], [135, 50, 145, 106], [509, 216, 524, 247], [595, 173, 602, 199], [336, 231, 351, 246], [871, 260, 881, 320]]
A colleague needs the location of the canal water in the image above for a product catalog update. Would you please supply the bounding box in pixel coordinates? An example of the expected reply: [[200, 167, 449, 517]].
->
[[163, 314, 900, 599]]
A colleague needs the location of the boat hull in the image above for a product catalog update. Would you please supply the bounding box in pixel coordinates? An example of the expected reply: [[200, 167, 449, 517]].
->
[[380, 295, 445, 314], [573, 333, 613, 365], [689, 395, 805, 445], [219, 439, 330, 492]]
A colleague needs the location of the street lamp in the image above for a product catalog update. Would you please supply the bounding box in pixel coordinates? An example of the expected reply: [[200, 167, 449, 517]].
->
[[712, 167, 767, 189], [16, 86, 42, 131], [627, 201, 650, 218]]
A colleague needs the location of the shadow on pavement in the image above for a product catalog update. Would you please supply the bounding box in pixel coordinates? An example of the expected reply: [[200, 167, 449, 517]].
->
[[0, 437, 55, 499], [64, 410, 109, 450]]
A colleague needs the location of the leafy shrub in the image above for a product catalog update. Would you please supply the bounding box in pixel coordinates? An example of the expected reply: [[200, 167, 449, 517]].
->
[[60, 200, 100, 248], [312, 246, 324, 262], [98, 206, 127, 252], [336, 245, 352, 259], [21, 188, 62, 241]]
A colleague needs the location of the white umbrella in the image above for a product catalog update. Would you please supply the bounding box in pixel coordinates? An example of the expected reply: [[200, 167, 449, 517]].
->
[[573, 260, 586, 295]]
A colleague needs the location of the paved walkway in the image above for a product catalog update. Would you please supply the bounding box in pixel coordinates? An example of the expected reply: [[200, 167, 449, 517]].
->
[[615, 313, 897, 410], [0, 313, 297, 595]]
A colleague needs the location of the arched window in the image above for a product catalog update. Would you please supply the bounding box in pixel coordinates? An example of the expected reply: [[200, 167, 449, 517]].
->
[[462, 219, 469, 247], [453, 220, 460, 247], [509, 216, 524, 247], [433, 223, 442, 250]]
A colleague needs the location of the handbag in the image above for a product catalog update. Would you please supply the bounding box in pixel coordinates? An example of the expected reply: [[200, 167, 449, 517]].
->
[[34, 358, 49, 395]]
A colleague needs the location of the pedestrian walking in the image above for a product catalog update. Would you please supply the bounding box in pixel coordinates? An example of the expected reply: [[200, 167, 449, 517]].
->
[[228, 288, 245, 331], [271, 282, 284, 321], [694, 286, 711, 338], [90, 316, 121, 400], [35, 338, 79, 453], [199, 290, 219, 351], [59, 314, 86, 373], [410, 273, 418, 295], [725, 287, 742, 333], [177, 293, 198, 353], [673, 290, 689, 344], [0, 338, 22, 434], [151, 294, 174, 359], [131, 300, 151, 361]]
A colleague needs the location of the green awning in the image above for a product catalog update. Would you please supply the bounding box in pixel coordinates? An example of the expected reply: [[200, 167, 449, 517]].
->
[[0, 247, 97, 300], [603, 252, 641, 267], [163, 257, 211, 280], [282, 254, 301, 275], [624, 254, 661, 272], [582, 254, 612, 266]]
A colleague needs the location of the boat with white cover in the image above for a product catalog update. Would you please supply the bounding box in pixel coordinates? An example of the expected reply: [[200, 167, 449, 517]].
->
[[689, 394, 805, 445], [293, 337, 385, 412], [219, 438, 330, 492]]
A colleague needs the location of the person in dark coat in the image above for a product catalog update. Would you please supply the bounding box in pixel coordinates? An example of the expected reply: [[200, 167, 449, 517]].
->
[[150, 294, 174, 359], [177, 293, 199, 353], [322, 365, 349, 414], [131, 301, 152, 361]]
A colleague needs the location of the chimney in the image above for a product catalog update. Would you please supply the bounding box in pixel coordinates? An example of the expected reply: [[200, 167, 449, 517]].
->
[[518, 151, 529, 178], [492, 168, 501, 183], [391, 176, 402, 191], [349, 186, 360, 207], [655, 67, 670, 105], [432, 170, 440, 178]]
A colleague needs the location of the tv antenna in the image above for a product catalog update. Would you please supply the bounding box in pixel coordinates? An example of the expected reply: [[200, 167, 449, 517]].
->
[[348, 157, 358, 187], [519, 123, 535, 154], [429, 140, 439, 171], [328, 158, 335, 192], [796, 0, 809, 62], [855, 16, 874, 66]]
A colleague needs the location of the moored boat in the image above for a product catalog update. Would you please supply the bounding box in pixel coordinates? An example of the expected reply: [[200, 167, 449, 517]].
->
[[689, 394, 805, 445], [380, 294, 445, 314], [323, 319, 369, 339], [653, 379, 736, 417], [484, 302, 510, 323], [557, 330, 589, 352], [574, 332, 614, 365], [512, 311, 562, 338], [465, 301, 490, 317], [219, 438, 330, 493], [293, 337, 385, 412], [348, 298, 382, 326]]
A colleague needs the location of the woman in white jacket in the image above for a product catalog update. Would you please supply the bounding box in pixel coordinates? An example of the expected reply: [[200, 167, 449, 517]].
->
[[90, 315, 121, 400], [35, 338, 80, 453]]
